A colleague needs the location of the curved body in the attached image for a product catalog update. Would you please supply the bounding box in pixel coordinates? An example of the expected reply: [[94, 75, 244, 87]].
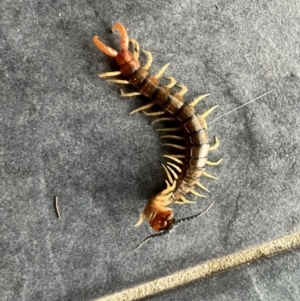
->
[[127, 68, 209, 201], [93, 23, 220, 232]]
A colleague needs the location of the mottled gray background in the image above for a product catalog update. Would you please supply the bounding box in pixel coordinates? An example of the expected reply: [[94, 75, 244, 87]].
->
[[1, 0, 300, 300]]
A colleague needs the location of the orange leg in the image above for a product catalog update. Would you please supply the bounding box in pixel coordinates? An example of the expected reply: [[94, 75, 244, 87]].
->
[[93, 23, 129, 56], [112, 23, 129, 50], [92, 36, 118, 57]]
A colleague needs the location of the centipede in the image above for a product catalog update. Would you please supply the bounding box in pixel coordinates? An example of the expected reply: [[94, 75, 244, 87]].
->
[[93, 23, 222, 234]]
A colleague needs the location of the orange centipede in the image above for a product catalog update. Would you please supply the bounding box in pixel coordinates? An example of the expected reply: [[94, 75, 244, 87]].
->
[[93, 23, 222, 233]]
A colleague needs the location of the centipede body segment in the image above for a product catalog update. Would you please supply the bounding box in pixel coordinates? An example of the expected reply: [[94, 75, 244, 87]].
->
[[93, 23, 221, 233]]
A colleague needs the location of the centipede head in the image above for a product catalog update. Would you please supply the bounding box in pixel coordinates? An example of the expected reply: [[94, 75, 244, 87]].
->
[[93, 23, 140, 75], [135, 181, 176, 232]]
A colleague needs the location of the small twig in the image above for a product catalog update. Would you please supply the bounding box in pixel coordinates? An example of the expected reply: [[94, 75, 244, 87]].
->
[[209, 89, 276, 124], [244, 54, 254, 69], [54, 196, 61, 218], [214, 3, 220, 9]]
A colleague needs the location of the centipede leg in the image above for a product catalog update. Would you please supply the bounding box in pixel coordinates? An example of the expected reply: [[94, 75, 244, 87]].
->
[[162, 180, 176, 195], [155, 127, 182, 132], [166, 162, 182, 173], [176, 85, 188, 96], [162, 164, 173, 184], [143, 51, 153, 70], [151, 117, 176, 125], [165, 77, 176, 88], [163, 155, 184, 164], [195, 181, 210, 193], [190, 94, 210, 107], [175, 196, 196, 204], [155, 63, 170, 79], [130, 102, 155, 114], [201, 105, 219, 120], [143, 111, 165, 116], [129, 38, 140, 60], [209, 136, 220, 151], [120, 89, 141, 97], [203, 171, 217, 180], [206, 158, 223, 166], [190, 189, 206, 198], [107, 79, 130, 84], [166, 165, 179, 180], [98, 71, 122, 78], [163, 143, 186, 151], [112, 23, 129, 50]]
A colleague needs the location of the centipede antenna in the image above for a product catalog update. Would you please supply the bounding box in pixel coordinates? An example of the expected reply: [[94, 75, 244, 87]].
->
[[209, 89, 276, 124], [131, 201, 214, 252], [174, 200, 214, 226], [130, 228, 172, 252]]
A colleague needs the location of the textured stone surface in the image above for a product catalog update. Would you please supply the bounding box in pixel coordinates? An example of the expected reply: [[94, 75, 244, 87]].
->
[[1, 0, 300, 300]]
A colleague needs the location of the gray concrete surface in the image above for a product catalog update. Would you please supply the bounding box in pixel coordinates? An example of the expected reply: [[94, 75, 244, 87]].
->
[[1, 0, 300, 300]]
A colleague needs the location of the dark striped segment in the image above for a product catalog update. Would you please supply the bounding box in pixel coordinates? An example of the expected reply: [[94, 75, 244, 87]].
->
[[126, 67, 211, 202], [190, 143, 210, 158], [139, 76, 160, 98], [183, 115, 203, 133], [163, 94, 184, 114], [189, 129, 209, 145], [187, 167, 205, 178], [152, 86, 171, 107], [182, 176, 197, 186], [176, 104, 195, 122], [128, 68, 148, 89]]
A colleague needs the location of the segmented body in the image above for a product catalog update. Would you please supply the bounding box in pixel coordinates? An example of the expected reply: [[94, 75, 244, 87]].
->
[[127, 68, 209, 202], [93, 23, 220, 232]]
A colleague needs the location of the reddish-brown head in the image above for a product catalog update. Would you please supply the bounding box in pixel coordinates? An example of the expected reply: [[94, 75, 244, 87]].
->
[[93, 23, 140, 76], [149, 209, 175, 232], [135, 181, 176, 232]]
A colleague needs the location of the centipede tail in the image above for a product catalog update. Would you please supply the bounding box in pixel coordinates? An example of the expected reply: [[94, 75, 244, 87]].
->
[[93, 23, 221, 233]]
